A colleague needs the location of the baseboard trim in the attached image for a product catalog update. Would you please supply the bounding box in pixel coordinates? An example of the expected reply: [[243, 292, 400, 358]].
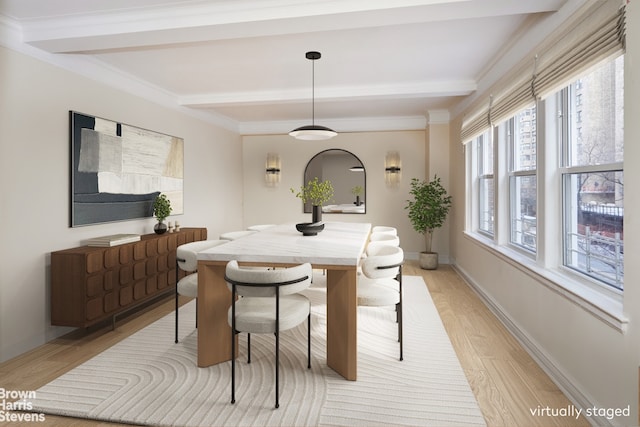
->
[[451, 261, 613, 427]]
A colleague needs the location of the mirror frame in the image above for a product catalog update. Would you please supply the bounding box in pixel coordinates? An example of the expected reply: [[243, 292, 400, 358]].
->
[[302, 148, 366, 214]]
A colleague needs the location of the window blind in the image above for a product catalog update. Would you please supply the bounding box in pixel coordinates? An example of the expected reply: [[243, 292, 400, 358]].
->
[[460, 0, 626, 144], [532, 0, 625, 99], [460, 100, 491, 143]]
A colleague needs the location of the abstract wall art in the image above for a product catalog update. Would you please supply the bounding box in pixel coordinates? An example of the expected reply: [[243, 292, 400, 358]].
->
[[70, 111, 184, 227]]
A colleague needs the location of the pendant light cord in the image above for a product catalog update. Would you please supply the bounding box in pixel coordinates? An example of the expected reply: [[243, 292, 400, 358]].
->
[[311, 57, 315, 126]]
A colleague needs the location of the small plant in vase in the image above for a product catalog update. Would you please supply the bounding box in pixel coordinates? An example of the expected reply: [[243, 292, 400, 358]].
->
[[351, 185, 363, 206], [291, 177, 334, 234], [153, 193, 172, 234]]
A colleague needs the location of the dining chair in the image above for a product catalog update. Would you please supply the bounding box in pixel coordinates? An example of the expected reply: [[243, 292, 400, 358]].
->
[[358, 245, 404, 360], [366, 232, 400, 256], [175, 239, 228, 343], [372, 225, 398, 236], [225, 260, 313, 409]]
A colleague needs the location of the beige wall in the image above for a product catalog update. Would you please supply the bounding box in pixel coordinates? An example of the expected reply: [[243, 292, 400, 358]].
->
[[0, 45, 243, 362], [241, 130, 447, 258]]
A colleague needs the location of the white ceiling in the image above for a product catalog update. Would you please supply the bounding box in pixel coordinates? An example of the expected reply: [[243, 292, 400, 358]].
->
[[0, 0, 568, 134]]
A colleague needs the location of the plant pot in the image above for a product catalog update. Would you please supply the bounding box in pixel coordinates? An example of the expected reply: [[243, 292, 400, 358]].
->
[[312, 205, 322, 223], [154, 222, 168, 234], [419, 252, 438, 270]]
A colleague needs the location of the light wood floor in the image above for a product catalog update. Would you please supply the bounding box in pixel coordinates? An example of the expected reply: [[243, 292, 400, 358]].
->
[[0, 261, 589, 427]]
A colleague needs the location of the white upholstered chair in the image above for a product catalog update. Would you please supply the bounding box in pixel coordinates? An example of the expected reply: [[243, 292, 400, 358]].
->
[[225, 260, 313, 408], [366, 232, 400, 256], [174, 239, 228, 343], [371, 225, 398, 236], [358, 245, 404, 360]]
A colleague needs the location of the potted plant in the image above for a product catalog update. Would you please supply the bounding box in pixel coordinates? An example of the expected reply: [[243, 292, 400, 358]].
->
[[291, 177, 334, 224], [153, 193, 172, 234], [351, 185, 363, 206], [405, 175, 452, 269]]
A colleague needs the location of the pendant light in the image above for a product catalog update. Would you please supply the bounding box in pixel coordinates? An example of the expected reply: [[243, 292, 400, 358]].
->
[[289, 51, 337, 140]]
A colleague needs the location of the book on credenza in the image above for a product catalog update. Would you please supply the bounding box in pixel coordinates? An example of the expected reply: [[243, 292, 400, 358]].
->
[[87, 234, 141, 247]]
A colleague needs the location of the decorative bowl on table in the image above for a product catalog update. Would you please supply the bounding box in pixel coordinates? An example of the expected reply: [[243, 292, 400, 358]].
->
[[295, 222, 325, 236]]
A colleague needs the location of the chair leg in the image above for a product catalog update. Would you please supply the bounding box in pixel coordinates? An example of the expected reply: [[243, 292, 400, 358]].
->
[[398, 267, 403, 361], [275, 288, 280, 409], [307, 313, 311, 369], [231, 286, 236, 404], [247, 333, 251, 364], [275, 330, 280, 409], [175, 263, 179, 344], [175, 289, 179, 344], [397, 302, 403, 361]]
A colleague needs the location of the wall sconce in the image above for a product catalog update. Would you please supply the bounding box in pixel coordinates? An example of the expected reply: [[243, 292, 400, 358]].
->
[[265, 153, 281, 187], [384, 151, 402, 186]]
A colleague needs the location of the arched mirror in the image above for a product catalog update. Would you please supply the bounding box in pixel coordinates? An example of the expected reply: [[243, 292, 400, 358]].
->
[[303, 149, 366, 214]]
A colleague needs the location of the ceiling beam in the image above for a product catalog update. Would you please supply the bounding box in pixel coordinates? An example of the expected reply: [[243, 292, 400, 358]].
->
[[18, 0, 567, 53]]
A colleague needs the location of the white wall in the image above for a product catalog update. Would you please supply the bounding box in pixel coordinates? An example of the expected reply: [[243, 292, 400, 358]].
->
[[0, 45, 243, 362], [241, 131, 439, 257], [448, 2, 640, 426]]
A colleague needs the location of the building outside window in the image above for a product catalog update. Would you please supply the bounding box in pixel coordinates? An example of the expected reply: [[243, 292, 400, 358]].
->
[[476, 131, 494, 236], [560, 55, 624, 290], [506, 106, 537, 252]]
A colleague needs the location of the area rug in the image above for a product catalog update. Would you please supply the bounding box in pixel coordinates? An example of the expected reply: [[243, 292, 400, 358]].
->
[[28, 274, 486, 426]]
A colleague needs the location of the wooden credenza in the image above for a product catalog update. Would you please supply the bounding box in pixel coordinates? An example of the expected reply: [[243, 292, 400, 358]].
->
[[51, 227, 207, 328]]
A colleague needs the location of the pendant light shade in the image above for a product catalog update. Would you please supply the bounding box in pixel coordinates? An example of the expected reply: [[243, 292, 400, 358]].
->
[[289, 51, 337, 140]]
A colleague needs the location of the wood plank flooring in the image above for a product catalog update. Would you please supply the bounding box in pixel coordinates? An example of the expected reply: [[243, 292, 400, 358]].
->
[[0, 261, 589, 427]]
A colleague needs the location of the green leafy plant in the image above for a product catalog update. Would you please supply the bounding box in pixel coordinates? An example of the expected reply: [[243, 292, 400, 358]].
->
[[290, 177, 334, 206], [405, 175, 452, 253], [153, 193, 172, 223], [351, 185, 363, 196]]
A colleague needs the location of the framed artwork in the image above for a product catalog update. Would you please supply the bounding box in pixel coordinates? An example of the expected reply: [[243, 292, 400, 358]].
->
[[70, 111, 184, 227]]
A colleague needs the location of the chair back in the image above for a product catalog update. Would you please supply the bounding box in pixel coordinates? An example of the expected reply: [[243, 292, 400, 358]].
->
[[366, 233, 400, 256], [372, 226, 397, 236], [361, 246, 404, 280], [225, 260, 312, 297], [369, 232, 400, 244], [177, 240, 228, 272]]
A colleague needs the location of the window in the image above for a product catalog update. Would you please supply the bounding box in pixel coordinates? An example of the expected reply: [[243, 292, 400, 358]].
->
[[476, 131, 494, 235], [507, 106, 537, 252], [464, 54, 624, 298], [560, 56, 624, 290]]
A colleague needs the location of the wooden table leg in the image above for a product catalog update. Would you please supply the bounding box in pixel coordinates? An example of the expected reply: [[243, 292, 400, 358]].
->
[[326, 267, 358, 380], [197, 261, 234, 367]]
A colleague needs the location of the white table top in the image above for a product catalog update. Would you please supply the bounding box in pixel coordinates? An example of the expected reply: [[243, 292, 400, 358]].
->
[[198, 222, 372, 266]]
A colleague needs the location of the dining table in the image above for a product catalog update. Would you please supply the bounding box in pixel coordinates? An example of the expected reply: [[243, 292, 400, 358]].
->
[[196, 221, 372, 380]]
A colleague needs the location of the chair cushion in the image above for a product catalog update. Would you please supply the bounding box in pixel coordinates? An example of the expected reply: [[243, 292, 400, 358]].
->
[[357, 281, 400, 307], [177, 273, 198, 298], [228, 294, 310, 334]]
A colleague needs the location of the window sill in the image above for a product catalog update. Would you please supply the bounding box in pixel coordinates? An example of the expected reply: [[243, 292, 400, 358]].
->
[[463, 231, 628, 333]]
